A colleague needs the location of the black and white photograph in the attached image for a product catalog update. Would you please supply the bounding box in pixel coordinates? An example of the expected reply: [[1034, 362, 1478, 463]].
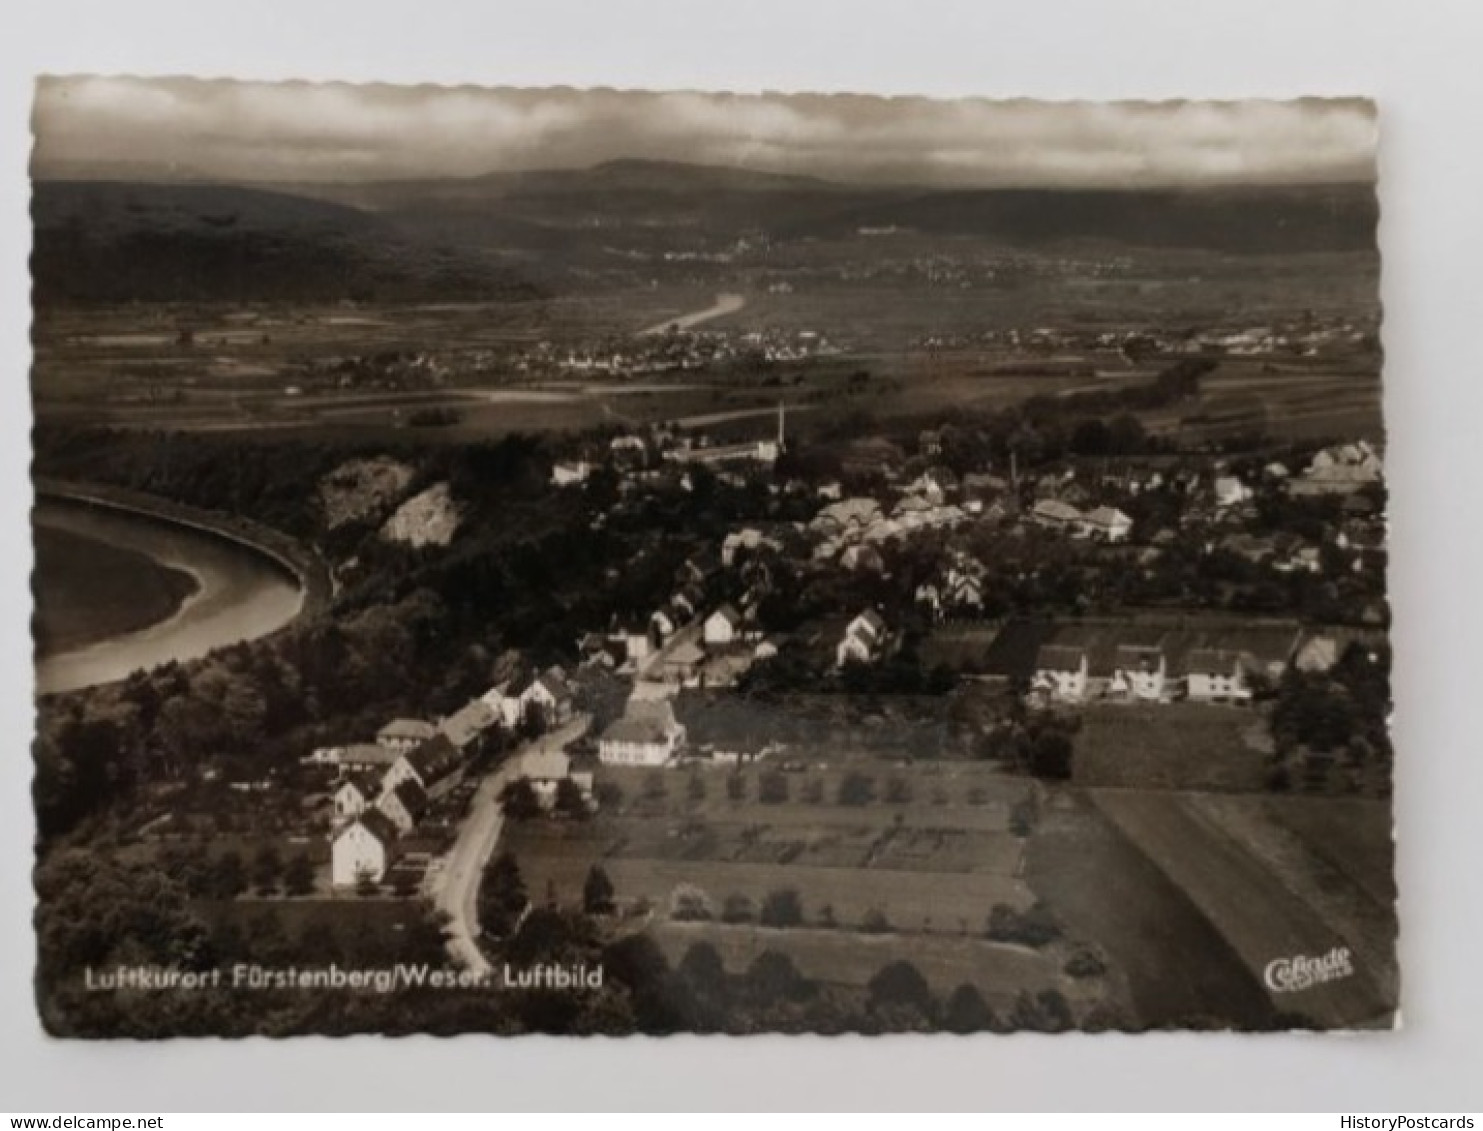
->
[[27, 79, 1396, 1038]]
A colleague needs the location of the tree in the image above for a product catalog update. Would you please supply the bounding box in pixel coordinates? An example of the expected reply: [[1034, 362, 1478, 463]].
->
[[1029, 731, 1074, 780], [836, 771, 876, 806], [582, 864, 616, 916], [759, 888, 803, 928], [944, 984, 998, 1034], [283, 852, 315, 897], [867, 960, 934, 1015], [745, 950, 813, 1006], [985, 902, 1061, 947], [251, 844, 282, 895], [679, 942, 728, 1002], [499, 778, 543, 822], [554, 777, 588, 819], [205, 851, 248, 900], [721, 893, 756, 924], [758, 770, 789, 804], [669, 883, 714, 921], [480, 852, 528, 937]]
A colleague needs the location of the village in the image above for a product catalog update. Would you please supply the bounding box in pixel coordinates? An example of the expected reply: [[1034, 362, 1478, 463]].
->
[[298, 402, 1387, 988]]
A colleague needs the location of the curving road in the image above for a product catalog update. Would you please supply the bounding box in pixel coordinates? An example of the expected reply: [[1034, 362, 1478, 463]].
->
[[433, 714, 591, 974], [638, 292, 746, 336]]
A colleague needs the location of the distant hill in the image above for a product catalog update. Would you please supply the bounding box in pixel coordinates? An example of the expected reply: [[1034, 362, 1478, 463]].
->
[[280, 159, 1377, 256], [781, 183, 1379, 254], [31, 164, 1380, 306], [31, 181, 547, 305]]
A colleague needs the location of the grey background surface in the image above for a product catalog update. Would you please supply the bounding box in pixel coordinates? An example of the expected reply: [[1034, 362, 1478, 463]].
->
[[2, 0, 1481, 1112]]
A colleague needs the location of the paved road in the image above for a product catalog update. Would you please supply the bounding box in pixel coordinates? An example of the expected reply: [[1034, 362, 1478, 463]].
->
[[433, 714, 590, 973]]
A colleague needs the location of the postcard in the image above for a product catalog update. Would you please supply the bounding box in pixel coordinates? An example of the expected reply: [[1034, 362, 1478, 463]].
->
[[29, 80, 1392, 1036]]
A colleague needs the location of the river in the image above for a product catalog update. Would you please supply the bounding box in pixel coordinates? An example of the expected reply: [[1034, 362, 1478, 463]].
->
[[33, 498, 305, 696], [638, 292, 746, 336]]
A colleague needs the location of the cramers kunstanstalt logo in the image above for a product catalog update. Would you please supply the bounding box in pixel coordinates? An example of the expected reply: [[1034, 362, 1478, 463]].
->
[[1263, 946, 1355, 992]]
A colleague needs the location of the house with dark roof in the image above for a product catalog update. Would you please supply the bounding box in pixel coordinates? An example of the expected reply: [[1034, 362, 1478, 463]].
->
[[376, 778, 429, 835], [598, 700, 687, 766], [1032, 498, 1082, 530], [331, 809, 400, 887], [1032, 644, 1090, 702], [383, 734, 464, 800]]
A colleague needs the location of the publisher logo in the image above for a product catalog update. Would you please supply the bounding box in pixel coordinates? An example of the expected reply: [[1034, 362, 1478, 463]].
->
[[1263, 946, 1355, 992]]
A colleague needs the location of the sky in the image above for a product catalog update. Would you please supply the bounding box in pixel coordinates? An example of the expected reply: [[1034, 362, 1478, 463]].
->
[[31, 77, 1377, 188]]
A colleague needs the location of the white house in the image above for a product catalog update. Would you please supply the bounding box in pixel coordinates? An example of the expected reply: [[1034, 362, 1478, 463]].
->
[[332, 775, 379, 823], [487, 667, 575, 729], [836, 610, 888, 668], [1032, 644, 1090, 702], [331, 810, 400, 887], [551, 460, 593, 487], [1079, 506, 1133, 543], [1110, 644, 1168, 701], [703, 604, 744, 647], [1185, 649, 1254, 703], [598, 700, 687, 766], [1213, 475, 1252, 509]]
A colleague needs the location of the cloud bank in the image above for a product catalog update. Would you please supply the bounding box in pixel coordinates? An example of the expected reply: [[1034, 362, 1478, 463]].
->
[[32, 77, 1377, 188]]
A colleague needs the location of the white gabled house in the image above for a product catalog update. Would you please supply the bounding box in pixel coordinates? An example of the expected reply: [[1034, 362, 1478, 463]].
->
[[1185, 649, 1254, 703], [331, 810, 400, 887], [332, 774, 379, 822], [1031, 644, 1090, 703], [703, 604, 744, 647], [836, 610, 888, 668], [1079, 506, 1133, 543], [598, 700, 687, 766], [1110, 644, 1168, 701]]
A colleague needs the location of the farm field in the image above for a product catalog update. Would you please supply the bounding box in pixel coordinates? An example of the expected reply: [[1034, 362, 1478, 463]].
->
[[1072, 702, 1272, 792], [1090, 788, 1397, 1028], [1024, 789, 1277, 1029], [501, 758, 1038, 923]]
